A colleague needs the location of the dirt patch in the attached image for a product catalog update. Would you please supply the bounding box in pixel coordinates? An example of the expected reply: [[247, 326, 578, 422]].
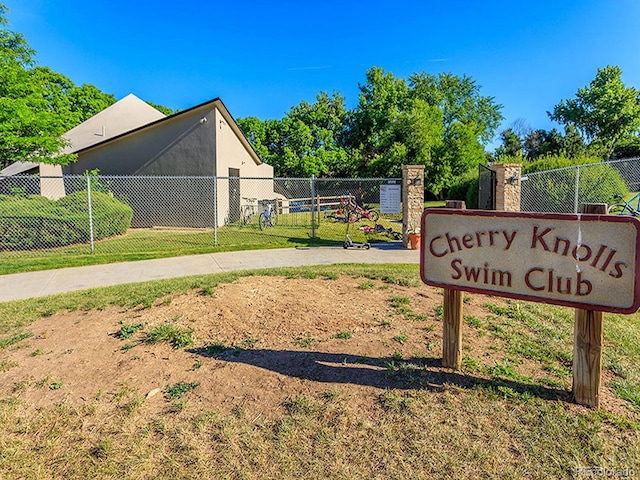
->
[[0, 275, 632, 419]]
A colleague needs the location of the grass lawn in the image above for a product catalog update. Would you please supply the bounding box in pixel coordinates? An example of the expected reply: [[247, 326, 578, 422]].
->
[[0, 264, 638, 479], [0, 212, 410, 275]]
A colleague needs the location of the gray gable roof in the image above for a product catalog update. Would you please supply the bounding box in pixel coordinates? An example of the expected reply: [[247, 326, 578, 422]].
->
[[62, 93, 166, 154], [1, 94, 165, 176], [1, 95, 263, 175], [73, 97, 263, 166]]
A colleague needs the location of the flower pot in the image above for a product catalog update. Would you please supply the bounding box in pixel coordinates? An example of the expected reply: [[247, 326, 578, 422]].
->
[[408, 233, 421, 250]]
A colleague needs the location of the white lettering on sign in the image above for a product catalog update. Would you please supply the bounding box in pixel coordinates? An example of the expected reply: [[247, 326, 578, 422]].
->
[[420, 209, 640, 313]]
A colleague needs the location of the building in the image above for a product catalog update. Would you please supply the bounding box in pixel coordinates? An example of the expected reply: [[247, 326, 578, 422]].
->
[[1, 95, 275, 227]]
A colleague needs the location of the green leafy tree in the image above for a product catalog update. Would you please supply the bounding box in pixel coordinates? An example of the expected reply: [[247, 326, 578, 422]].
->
[[561, 125, 587, 158], [28, 67, 117, 129], [0, 4, 75, 169], [345, 67, 500, 195], [243, 66, 502, 188], [549, 65, 640, 159], [410, 72, 502, 145], [239, 92, 350, 177], [145, 101, 173, 116], [495, 128, 523, 158], [0, 5, 127, 170], [611, 133, 640, 158], [342, 68, 412, 172]]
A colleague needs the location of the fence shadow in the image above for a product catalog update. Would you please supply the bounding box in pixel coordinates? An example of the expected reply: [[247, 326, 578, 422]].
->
[[189, 347, 571, 403]]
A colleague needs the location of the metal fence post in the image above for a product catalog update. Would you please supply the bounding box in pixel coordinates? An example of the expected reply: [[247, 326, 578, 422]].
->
[[86, 175, 95, 254], [213, 176, 218, 246], [310, 175, 316, 239], [574, 166, 580, 213]]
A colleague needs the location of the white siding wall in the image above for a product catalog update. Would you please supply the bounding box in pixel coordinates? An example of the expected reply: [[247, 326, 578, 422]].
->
[[214, 107, 276, 226]]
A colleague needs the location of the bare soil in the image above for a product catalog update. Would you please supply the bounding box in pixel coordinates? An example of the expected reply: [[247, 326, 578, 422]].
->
[[1, 275, 631, 419]]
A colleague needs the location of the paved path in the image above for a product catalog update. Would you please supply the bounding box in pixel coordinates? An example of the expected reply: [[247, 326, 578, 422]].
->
[[0, 244, 420, 302]]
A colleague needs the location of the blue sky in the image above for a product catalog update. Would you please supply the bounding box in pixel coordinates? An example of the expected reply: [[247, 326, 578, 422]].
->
[[6, 0, 640, 148]]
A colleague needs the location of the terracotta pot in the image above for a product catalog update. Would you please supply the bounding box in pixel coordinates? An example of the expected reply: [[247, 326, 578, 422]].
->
[[408, 233, 421, 250]]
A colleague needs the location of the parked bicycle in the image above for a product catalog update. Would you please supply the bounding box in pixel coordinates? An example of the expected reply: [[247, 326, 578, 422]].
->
[[339, 194, 379, 222], [608, 193, 640, 216], [353, 203, 379, 222], [259, 201, 278, 230], [241, 197, 259, 224]]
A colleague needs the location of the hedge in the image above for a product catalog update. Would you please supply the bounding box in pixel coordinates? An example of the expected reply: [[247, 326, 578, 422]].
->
[[0, 191, 133, 251], [446, 155, 629, 212], [446, 169, 479, 209]]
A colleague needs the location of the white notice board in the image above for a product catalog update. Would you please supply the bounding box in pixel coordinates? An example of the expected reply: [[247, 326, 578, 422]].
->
[[380, 184, 401, 214]]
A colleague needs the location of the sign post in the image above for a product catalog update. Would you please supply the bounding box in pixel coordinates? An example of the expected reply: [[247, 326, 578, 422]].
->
[[443, 200, 465, 369], [573, 203, 606, 408], [420, 207, 640, 408]]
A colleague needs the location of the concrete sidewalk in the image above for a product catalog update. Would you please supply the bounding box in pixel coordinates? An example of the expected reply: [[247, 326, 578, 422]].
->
[[0, 244, 421, 303]]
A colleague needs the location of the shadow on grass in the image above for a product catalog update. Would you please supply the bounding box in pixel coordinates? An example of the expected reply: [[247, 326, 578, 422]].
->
[[189, 347, 571, 403]]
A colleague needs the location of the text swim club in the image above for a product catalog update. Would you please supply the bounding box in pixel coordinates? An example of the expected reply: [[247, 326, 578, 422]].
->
[[421, 210, 640, 313], [428, 225, 626, 296]]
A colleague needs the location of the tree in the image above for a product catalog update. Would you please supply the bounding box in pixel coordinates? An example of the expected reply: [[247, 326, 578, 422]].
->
[[410, 72, 502, 144], [241, 66, 502, 188], [409, 72, 502, 195], [549, 65, 640, 159], [146, 101, 173, 116], [238, 92, 350, 177], [561, 125, 586, 158], [0, 5, 73, 169], [610, 133, 640, 158], [341, 67, 412, 173], [523, 128, 563, 159], [0, 5, 135, 171], [495, 128, 523, 158], [346, 68, 501, 194]]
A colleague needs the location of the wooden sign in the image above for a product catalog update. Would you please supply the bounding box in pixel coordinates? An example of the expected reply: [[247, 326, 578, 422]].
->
[[420, 209, 640, 314]]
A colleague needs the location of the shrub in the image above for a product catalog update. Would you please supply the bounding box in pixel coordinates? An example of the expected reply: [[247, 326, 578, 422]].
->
[[446, 169, 479, 209], [522, 153, 603, 174], [0, 191, 133, 251], [58, 191, 133, 241], [522, 154, 629, 212]]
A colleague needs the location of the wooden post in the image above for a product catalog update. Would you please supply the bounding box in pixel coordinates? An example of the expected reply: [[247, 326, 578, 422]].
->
[[443, 200, 465, 369], [573, 203, 606, 408]]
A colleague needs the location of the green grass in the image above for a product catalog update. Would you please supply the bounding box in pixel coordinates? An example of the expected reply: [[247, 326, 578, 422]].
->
[[333, 331, 353, 339], [165, 381, 199, 401], [145, 322, 194, 348], [0, 331, 33, 349], [464, 315, 483, 328], [294, 335, 315, 348], [358, 280, 376, 290], [392, 333, 408, 344], [1, 263, 640, 478], [118, 321, 145, 339], [0, 213, 405, 275]]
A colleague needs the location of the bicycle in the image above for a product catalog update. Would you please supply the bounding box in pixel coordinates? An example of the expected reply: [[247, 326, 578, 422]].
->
[[607, 193, 640, 216], [241, 197, 259, 224], [339, 194, 379, 222], [259, 201, 278, 230], [353, 203, 379, 222]]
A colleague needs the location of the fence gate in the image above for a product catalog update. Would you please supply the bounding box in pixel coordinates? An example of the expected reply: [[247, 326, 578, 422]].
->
[[478, 164, 496, 210]]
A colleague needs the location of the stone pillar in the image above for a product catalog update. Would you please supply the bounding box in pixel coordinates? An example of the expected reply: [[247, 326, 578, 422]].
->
[[402, 165, 425, 248], [494, 163, 522, 212]]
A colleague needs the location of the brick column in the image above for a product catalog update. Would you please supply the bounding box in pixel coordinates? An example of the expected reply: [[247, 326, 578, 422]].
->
[[402, 165, 425, 248], [494, 163, 522, 212]]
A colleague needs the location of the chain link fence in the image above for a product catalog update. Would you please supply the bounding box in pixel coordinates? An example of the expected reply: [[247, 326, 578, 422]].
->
[[521, 157, 640, 213], [0, 174, 403, 260]]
